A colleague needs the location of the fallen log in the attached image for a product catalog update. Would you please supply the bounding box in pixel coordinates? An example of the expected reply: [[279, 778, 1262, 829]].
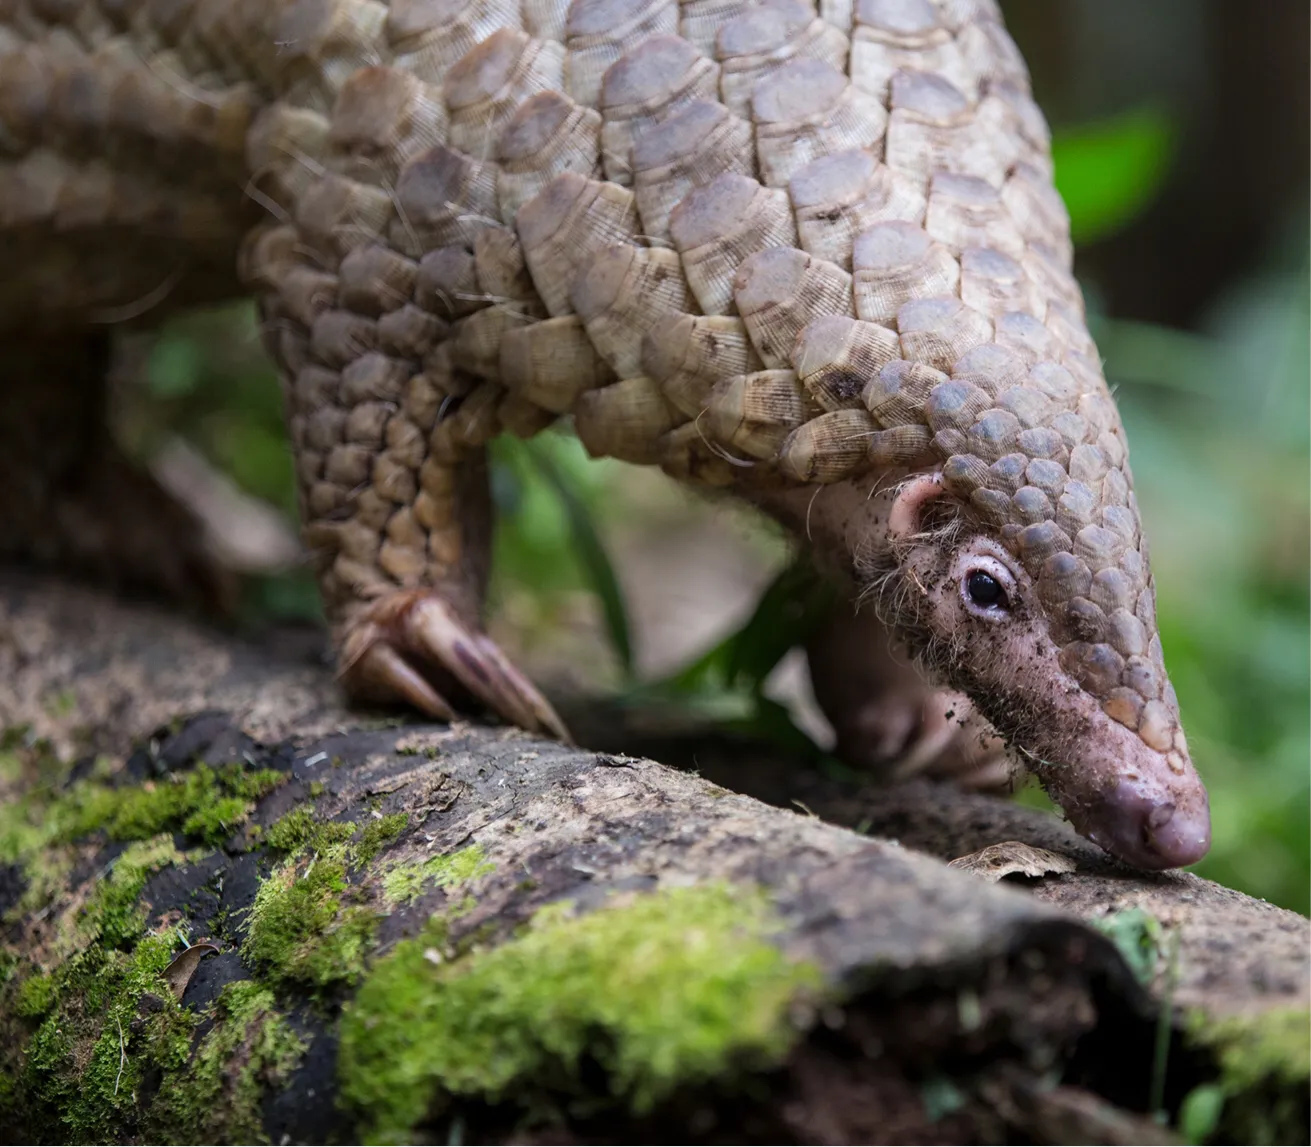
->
[[0, 573, 1305, 1145]]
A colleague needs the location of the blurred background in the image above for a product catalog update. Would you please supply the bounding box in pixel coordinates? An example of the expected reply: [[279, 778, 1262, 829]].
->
[[118, 0, 1309, 913]]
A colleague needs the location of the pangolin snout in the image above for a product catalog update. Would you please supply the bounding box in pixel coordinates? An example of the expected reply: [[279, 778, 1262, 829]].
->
[[1087, 775, 1211, 870]]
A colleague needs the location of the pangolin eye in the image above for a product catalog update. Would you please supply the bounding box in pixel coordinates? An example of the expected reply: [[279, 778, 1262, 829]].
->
[[966, 570, 1007, 610]]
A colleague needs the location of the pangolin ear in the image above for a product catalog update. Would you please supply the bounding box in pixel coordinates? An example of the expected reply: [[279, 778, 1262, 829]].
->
[[887, 472, 947, 541]]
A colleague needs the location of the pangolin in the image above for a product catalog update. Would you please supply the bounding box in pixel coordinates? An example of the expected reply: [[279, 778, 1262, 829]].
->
[[0, 0, 1209, 870]]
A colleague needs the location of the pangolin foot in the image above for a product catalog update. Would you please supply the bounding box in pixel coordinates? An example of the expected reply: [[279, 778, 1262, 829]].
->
[[833, 687, 1013, 792], [338, 590, 570, 741], [805, 600, 1013, 790]]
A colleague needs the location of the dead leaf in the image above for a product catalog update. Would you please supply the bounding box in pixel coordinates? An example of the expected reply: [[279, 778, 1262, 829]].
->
[[949, 841, 1078, 882], [162, 941, 222, 999]]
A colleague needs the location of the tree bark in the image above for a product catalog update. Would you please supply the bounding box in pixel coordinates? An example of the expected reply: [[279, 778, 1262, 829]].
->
[[0, 572, 1305, 1146]]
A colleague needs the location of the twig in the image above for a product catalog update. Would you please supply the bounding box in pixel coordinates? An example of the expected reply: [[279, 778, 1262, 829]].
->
[[114, 1018, 127, 1096]]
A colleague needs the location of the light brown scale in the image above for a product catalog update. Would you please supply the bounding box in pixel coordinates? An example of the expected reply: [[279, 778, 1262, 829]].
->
[[245, 102, 332, 207], [657, 421, 744, 488], [391, 144, 500, 254], [629, 98, 754, 241], [780, 407, 877, 483], [563, 0, 679, 110], [850, 0, 970, 102], [327, 67, 448, 186], [668, 172, 798, 316], [515, 171, 639, 317], [385, 0, 525, 87], [866, 358, 948, 430], [575, 374, 679, 464], [793, 314, 901, 412], [443, 27, 565, 159], [273, 0, 391, 114], [789, 149, 927, 270], [897, 295, 993, 372], [500, 315, 616, 413], [714, 1, 850, 121], [415, 246, 483, 320], [497, 390, 560, 438], [926, 172, 1025, 257], [569, 243, 694, 379], [750, 57, 887, 189], [597, 34, 721, 187], [951, 342, 1028, 396], [495, 91, 602, 220], [706, 369, 818, 461], [678, 0, 751, 57], [734, 246, 855, 369], [642, 313, 766, 418], [294, 172, 394, 259], [379, 303, 450, 358], [851, 221, 958, 326]]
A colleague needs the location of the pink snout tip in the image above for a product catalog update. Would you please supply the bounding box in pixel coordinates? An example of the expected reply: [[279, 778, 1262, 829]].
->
[[1088, 779, 1212, 870]]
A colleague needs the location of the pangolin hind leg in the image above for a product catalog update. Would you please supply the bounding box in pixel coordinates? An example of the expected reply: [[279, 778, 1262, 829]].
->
[[0, 335, 233, 610]]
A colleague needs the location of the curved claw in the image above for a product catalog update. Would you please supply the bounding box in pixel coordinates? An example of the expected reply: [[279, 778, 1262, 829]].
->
[[352, 642, 459, 722], [893, 691, 1012, 791], [339, 591, 571, 742]]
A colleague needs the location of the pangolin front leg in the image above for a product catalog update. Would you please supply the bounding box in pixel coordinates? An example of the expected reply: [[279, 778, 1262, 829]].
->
[[806, 596, 1010, 790], [325, 442, 568, 740], [251, 263, 567, 738]]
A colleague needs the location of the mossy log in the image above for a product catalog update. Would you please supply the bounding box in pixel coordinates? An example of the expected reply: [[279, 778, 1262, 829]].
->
[[0, 573, 1306, 1146]]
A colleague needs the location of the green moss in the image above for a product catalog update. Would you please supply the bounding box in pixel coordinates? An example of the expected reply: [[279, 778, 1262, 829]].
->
[[263, 807, 357, 855], [145, 980, 306, 1145], [14, 971, 58, 1018], [243, 809, 418, 991], [381, 845, 492, 906], [355, 813, 409, 864], [89, 835, 186, 949], [1186, 1005, 1310, 1091], [16, 932, 197, 1142], [338, 882, 822, 1142], [0, 760, 285, 864], [9, 845, 73, 922], [1181, 1005, 1310, 1144], [44, 691, 77, 718], [180, 795, 250, 841], [242, 850, 377, 992]]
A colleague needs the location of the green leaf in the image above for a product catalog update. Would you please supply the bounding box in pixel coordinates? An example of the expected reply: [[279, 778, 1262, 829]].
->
[[650, 560, 835, 700], [1179, 1083, 1225, 1145], [518, 438, 635, 681], [722, 561, 836, 692], [1053, 106, 1175, 244], [146, 335, 203, 398]]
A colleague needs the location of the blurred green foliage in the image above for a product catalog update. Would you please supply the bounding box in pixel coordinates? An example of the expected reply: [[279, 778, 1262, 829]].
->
[[1052, 107, 1176, 245], [1101, 251, 1309, 911], [124, 107, 1307, 913]]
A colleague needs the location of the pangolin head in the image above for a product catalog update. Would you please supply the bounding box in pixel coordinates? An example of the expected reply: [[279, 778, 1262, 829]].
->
[[854, 342, 1210, 871]]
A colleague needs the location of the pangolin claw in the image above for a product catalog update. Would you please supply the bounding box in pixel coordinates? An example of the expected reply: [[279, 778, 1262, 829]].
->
[[351, 642, 459, 724], [341, 592, 571, 742]]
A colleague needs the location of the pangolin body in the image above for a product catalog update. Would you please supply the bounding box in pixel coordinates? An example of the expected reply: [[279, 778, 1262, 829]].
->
[[0, 0, 1210, 869]]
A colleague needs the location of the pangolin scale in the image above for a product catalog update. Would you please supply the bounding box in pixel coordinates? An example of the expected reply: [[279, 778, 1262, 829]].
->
[[0, 0, 1210, 870]]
